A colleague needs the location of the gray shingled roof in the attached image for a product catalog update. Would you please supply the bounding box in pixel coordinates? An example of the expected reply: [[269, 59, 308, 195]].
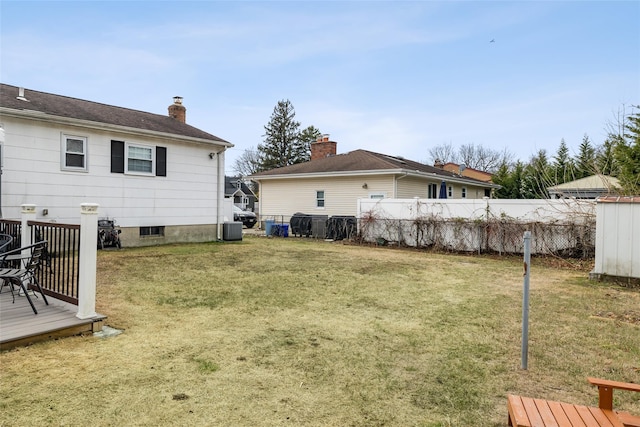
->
[[252, 149, 485, 183], [0, 83, 229, 144]]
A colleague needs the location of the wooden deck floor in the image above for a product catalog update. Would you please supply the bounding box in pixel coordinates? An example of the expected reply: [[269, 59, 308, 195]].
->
[[0, 288, 106, 351]]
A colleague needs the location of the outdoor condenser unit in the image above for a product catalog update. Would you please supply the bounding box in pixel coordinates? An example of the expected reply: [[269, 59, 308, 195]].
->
[[223, 222, 243, 241]]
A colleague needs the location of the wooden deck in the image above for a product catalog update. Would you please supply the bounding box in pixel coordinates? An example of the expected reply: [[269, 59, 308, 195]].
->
[[0, 288, 106, 351]]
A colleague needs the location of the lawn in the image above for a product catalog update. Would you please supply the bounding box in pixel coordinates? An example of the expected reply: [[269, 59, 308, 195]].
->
[[1, 236, 638, 426]]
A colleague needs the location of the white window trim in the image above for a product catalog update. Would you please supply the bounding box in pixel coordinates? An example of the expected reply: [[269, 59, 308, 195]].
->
[[316, 190, 325, 209], [61, 134, 88, 172], [125, 142, 155, 176]]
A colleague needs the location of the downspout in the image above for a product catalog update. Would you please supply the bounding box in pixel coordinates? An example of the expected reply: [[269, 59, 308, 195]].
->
[[216, 150, 225, 241]]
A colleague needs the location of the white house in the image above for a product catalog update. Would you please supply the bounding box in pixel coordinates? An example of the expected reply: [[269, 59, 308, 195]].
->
[[0, 83, 232, 246], [251, 136, 499, 220]]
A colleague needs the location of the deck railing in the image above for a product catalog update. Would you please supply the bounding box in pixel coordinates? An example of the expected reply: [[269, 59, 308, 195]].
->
[[0, 219, 80, 305]]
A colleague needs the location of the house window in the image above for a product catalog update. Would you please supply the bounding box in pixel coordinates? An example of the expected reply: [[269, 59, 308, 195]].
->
[[316, 190, 325, 208], [427, 183, 438, 199], [140, 226, 164, 237], [461, 187, 467, 198], [111, 141, 167, 176], [61, 134, 87, 171], [127, 144, 154, 174], [448, 186, 453, 198]]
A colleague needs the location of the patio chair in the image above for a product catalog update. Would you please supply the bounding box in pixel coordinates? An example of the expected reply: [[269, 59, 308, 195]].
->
[[0, 233, 13, 254], [0, 241, 50, 314]]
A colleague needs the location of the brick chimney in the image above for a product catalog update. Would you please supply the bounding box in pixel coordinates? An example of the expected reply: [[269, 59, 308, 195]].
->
[[310, 134, 337, 161], [168, 96, 186, 123]]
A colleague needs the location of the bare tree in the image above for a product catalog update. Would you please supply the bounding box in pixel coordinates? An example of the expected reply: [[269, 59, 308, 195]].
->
[[232, 147, 262, 177], [458, 143, 511, 173], [427, 142, 457, 165]]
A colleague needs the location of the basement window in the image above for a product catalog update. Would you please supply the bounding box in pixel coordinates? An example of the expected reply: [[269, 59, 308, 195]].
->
[[61, 134, 87, 171], [140, 226, 165, 237]]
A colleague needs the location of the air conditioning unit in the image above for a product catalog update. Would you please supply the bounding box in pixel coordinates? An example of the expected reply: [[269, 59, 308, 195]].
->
[[223, 222, 243, 241]]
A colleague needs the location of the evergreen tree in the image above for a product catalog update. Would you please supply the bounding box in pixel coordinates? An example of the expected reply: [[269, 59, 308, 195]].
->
[[613, 107, 640, 194], [492, 161, 512, 199], [492, 160, 525, 199], [521, 150, 551, 199], [595, 137, 619, 176], [511, 161, 525, 198], [574, 134, 596, 179], [553, 139, 574, 184], [258, 100, 310, 171], [298, 125, 322, 162]]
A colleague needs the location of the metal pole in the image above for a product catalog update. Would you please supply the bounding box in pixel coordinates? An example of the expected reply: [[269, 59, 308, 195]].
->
[[521, 231, 532, 370]]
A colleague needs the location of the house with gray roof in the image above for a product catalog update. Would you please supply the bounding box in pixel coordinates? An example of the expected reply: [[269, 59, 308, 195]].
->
[[225, 176, 257, 212], [547, 174, 621, 199], [0, 83, 232, 246], [250, 136, 499, 221]]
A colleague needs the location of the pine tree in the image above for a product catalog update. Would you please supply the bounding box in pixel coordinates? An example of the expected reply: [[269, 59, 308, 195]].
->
[[521, 150, 551, 199], [595, 137, 619, 176], [258, 100, 308, 171], [613, 107, 640, 194], [574, 134, 596, 179], [553, 139, 574, 184]]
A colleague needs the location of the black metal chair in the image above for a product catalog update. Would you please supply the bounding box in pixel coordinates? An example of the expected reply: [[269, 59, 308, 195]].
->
[[0, 241, 50, 314], [0, 233, 13, 254]]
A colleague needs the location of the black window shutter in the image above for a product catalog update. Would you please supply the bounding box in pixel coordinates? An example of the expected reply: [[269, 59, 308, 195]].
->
[[156, 146, 167, 176], [111, 141, 125, 173]]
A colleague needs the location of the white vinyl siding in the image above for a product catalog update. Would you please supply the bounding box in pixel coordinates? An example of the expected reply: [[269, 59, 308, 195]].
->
[[259, 176, 394, 218], [1, 117, 223, 226], [396, 176, 429, 199]]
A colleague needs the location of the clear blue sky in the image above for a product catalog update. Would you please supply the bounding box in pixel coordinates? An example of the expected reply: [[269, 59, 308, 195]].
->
[[1, 1, 639, 173]]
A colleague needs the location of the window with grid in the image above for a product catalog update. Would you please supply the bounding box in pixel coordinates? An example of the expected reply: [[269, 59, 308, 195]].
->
[[62, 135, 87, 171], [316, 190, 325, 208], [127, 144, 154, 174]]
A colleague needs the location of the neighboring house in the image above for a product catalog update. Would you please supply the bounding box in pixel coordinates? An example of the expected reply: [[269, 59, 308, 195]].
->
[[225, 176, 257, 212], [436, 162, 494, 183], [0, 83, 232, 246], [250, 136, 499, 219], [547, 174, 620, 199]]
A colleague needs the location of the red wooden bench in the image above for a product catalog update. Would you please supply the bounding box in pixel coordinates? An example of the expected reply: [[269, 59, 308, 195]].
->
[[508, 378, 640, 427]]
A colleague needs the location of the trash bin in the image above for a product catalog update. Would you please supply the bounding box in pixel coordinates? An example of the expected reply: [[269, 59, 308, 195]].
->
[[280, 224, 289, 238], [265, 220, 275, 236]]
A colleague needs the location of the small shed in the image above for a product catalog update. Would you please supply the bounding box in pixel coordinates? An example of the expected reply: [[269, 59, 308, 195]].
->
[[591, 196, 640, 284]]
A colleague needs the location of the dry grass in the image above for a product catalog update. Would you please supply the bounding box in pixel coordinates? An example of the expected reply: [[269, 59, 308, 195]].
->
[[1, 236, 638, 426]]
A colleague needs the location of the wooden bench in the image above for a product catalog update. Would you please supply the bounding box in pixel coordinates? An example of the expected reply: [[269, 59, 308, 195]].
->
[[508, 377, 640, 427]]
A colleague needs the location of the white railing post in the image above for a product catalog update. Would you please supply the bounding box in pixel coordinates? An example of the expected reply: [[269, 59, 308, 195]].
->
[[20, 204, 36, 266], [77, 203, 99, 319]]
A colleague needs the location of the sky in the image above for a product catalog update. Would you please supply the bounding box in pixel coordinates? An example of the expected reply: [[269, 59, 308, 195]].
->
[[1, 1, 639, 174]]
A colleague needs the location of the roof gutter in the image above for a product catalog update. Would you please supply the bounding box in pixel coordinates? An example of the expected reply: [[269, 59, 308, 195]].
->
[[252, 168, 500, 189], [0, 107, 233, 148]]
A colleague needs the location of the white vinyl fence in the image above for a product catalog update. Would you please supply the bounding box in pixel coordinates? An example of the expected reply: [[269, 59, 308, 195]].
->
[[356, 198, 596, 257]]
